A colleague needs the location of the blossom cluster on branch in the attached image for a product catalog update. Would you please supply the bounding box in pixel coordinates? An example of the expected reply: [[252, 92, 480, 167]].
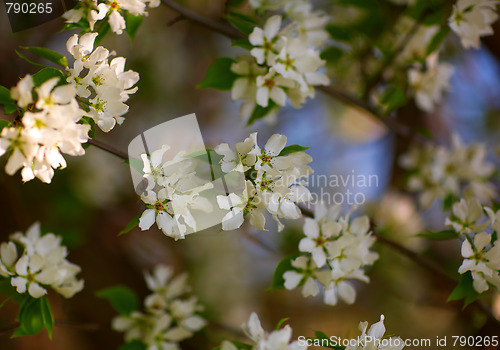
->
[[64, 0, 159, 35], [445, 199, 500, 294], [283, 203, 378, 306], [0, 222, 84, 299], [215, 132, 312, 232], [112, 265, 206, 349], [400, 134, 496, 209]]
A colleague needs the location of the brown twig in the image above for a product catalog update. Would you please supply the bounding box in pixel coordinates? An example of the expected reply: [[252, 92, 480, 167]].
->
[[87, 139, 128, 161], [161, 0, 244, 39], [160, 0, 429, 143]]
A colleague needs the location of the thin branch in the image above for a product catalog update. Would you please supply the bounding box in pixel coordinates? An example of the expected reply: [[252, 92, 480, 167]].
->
[[161, 0, 244, 39], [299, 204, 500, 328], [87, 139, 128, 160], [362, 19, 421, 99], [0, 322, 19, 336], [160, 0, 429, 143], [242, 230, 280, 256]]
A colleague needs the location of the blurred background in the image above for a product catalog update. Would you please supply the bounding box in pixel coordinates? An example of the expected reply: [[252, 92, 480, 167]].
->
[[1, 0, 500, 349]]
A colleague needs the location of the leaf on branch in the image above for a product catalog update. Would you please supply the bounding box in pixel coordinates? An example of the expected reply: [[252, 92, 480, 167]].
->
[[125, 12, 143, 42], [426, 26, 450, 56], [12, 296, 53, 338], [21, 46, 68, 67], [275, 317, 290, 330], [246, 102, 277, 126], [119, 214, 142, 236], [279, 145, 311, 157], [320, 46, 344, 65], [325, 25, 351, 42], [95, 21, 111, 45], [226, 12, 257, 36], [15, 49, 48, 68], [447, 271, 481, 308], [380, 85, 407, 113], [197, 58, 239, 91], [232, 39, 253, 51], [97, 285, 140, 316], [32, 67, 66, 87], [270, 254, 300, 290], [415, 230, 459, 240], [0, 86, 17, 115]]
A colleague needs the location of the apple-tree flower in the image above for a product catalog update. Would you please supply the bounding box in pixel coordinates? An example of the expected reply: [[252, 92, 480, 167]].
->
[[0, 222, 84, 299]]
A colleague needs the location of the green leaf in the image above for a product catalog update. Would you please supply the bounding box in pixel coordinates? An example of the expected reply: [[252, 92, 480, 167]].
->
[[32, 67, 66, 87], [21, 46, 68, 67], [119, 340, 148, 350], [197, 58, 238, 91], [97, 285, 139, 316], [246, 102, 277, 126], [12, 297, 45, 338], [325, 25, 351, 42], [270, 254, 299, 290], [15, 49, 48, 68], [278, 145, 311, 157], [426, 26, 450, 55], [232, 39, 253, 51], [119, 213, 141, 236], [226, 12, 257, 36], [448, 272, 481, 307], [275, 317, 290, 330], [320, 46, 343, 64], [125, 12, 143, 42], [0, 279, 27, 304], [0, 86, 17, 115], [380, 85, 407, 113], [442, 193, 457, 211], [416, 230, 459, 240], [95, 21, 111, 45], [0, 86, 14, 105], [40, 297, 54, 339]]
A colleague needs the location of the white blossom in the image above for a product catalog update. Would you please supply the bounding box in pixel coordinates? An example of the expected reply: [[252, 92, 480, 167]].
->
[[112, 265, 205, 349], [216, 133, 312, 232], [0, 222, 84, 299], [1, 75, 90, 183], [66, 32, 139, 132], [137, 145, 213, 240], [400, 134, 496, 208], [449, 0, 499, 49], [285, 203, 378, 306], [346, 315, 405, 350], [408, 53, 454, 112], [238, 312, 308, 350]]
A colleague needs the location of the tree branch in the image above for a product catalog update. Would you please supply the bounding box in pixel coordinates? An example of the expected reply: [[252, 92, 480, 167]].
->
[[161, 0, 244, 39], [160, 0, 429, 143], [87, 139, 128, 160], [299, 204, 500, 328]]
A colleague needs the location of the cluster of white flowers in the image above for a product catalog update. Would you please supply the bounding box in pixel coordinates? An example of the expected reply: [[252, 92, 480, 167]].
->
[[64, 0, 159, 35], [249, 0, 329, 47], [407, 53, 454, 112], [0, 222, 84, 299], [138, 144, 213, 240], [445, 199, 500, 293], [399, 134, 496, 209], [112, 265, 206, 349], [220, 312, 307, 350], [449, 0, 499, 49], [283, 203, 378, 306], [66, 32, 139, 132], [231, 8, 329, 121], [215, 133, 312, 232], [0, 75, 90, 183], [346, 315, 405, 350]]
